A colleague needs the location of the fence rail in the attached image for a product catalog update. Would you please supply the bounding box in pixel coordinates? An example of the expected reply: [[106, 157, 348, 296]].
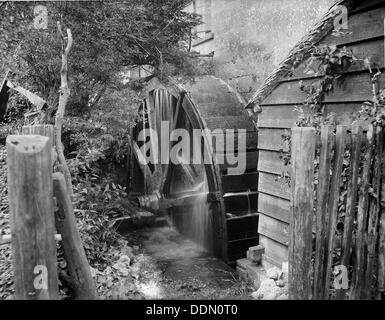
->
[[289, 125, 385, 300]]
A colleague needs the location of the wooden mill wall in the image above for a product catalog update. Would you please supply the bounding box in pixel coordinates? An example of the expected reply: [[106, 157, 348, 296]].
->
[[256, 0, 385, 267]]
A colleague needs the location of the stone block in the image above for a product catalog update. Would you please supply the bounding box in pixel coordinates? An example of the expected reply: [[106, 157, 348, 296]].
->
[[236, 258, 268, 290], [246, 245, 265, 264]]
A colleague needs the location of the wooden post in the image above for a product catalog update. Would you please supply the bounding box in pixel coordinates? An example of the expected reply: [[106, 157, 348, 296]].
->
[[351, 126, 374, 300], [313, 125, 335, 299], [53, 172, 97, 299], [22, 125, 57, 167], [378, 178, 385, 300], [336, 126, 363, 300], [22, 125, 55, 147], [6, 135, 58, 299], [379, 125, 385, 300], [324, 125, 348, 299], [365, 126, 383, 299], [289, 127, 316, 300]]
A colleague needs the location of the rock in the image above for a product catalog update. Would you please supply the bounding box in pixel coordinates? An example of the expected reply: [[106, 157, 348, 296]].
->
[[252, 279, 288, 300], [112, 254, 132, 276], [275, 279, 285, 287], [277, 293, 289, 300], [121, 246, 134, 259], [90, 266, 98, 278], [236, 258, 268, 290], [281, 262, 289, 274], [251, 291, 261, 300], [251, 279, 278, 300], [112, 261, 130, 276], [246, 245, 265, 265], [105, 266, 112, 275], [119, 254, 131, 264], [281, 262, 289, 281], [266, 266, 282, 280]]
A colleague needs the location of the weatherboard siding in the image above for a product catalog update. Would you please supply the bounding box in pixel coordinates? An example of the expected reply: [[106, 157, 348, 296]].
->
[[256, 2, 385, 267]]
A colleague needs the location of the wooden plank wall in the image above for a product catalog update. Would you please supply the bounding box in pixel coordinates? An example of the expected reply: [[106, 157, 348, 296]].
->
[[256, 2, 385, 267]]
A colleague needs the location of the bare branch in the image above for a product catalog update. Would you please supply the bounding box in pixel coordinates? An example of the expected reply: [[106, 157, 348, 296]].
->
[[65, 28, 73, 56], [57, 21, 73, 56], [55, 21, 73, 199]]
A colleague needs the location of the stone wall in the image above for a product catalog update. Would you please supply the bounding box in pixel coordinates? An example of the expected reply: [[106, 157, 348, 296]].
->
[[187, 0, 335, 100]]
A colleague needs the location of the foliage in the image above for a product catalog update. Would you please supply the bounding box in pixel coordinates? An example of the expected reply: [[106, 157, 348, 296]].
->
[[278, 44, 358, 185], [279, 42, 385, 296], [63, 117, 137, 266], [354, 68, 385, 126], [0, 0, 204, 116], [298, 44, 357, 117], [0, 0, 212, 300], [91, 249, 144, 300]]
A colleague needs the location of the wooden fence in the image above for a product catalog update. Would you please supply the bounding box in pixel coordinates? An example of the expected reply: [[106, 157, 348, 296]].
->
[[289, 125, 385, 300], [2, 125, 96, 300]]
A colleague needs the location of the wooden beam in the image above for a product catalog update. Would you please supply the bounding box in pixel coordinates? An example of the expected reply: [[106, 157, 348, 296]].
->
[[7, 135, 58, 300]]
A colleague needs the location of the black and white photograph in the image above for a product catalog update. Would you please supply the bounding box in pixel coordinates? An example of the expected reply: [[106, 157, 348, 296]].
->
[[0, 0, 384, 308]]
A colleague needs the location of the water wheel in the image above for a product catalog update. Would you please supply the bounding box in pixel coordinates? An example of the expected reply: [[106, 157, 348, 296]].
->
[[128, 76, 259, 264]]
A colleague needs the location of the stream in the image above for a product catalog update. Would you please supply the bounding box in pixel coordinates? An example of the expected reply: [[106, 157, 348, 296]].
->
[[124, 226, 251, 300]]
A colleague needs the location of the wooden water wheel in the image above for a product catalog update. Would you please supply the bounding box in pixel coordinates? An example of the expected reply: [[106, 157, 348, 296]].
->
[[128, 76, 259, 264]]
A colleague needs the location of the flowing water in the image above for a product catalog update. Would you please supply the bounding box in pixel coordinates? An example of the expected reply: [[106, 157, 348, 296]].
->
[[125, 226, 250, 300], [169, 175, 214, 253]]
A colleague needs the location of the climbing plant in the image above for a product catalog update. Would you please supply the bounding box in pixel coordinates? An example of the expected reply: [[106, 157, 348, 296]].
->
[[278, 42, 385, 298], [279, 43, 363, 185]]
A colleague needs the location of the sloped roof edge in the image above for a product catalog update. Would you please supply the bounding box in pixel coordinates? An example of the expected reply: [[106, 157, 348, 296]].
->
[[245, 0, 356, 111]]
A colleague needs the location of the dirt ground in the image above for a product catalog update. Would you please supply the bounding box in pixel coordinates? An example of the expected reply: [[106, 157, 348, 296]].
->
[[124, 226, 251, 300]]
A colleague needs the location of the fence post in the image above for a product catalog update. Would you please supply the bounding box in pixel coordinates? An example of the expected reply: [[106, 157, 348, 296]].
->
[[6, 135, 58, 299], [365, 126, 384, 299], [322, 125, 348, 299], [313, 125, 335, 299], [352, 126, 374, 299], [378, 178, 385, 299], [289, 127, 316, 300], [336, 126, 363, 299], [21, 125, 55, 147]]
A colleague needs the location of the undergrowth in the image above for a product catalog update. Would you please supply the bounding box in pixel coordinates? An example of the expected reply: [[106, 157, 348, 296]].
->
[[0, 85, 145, 299]]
